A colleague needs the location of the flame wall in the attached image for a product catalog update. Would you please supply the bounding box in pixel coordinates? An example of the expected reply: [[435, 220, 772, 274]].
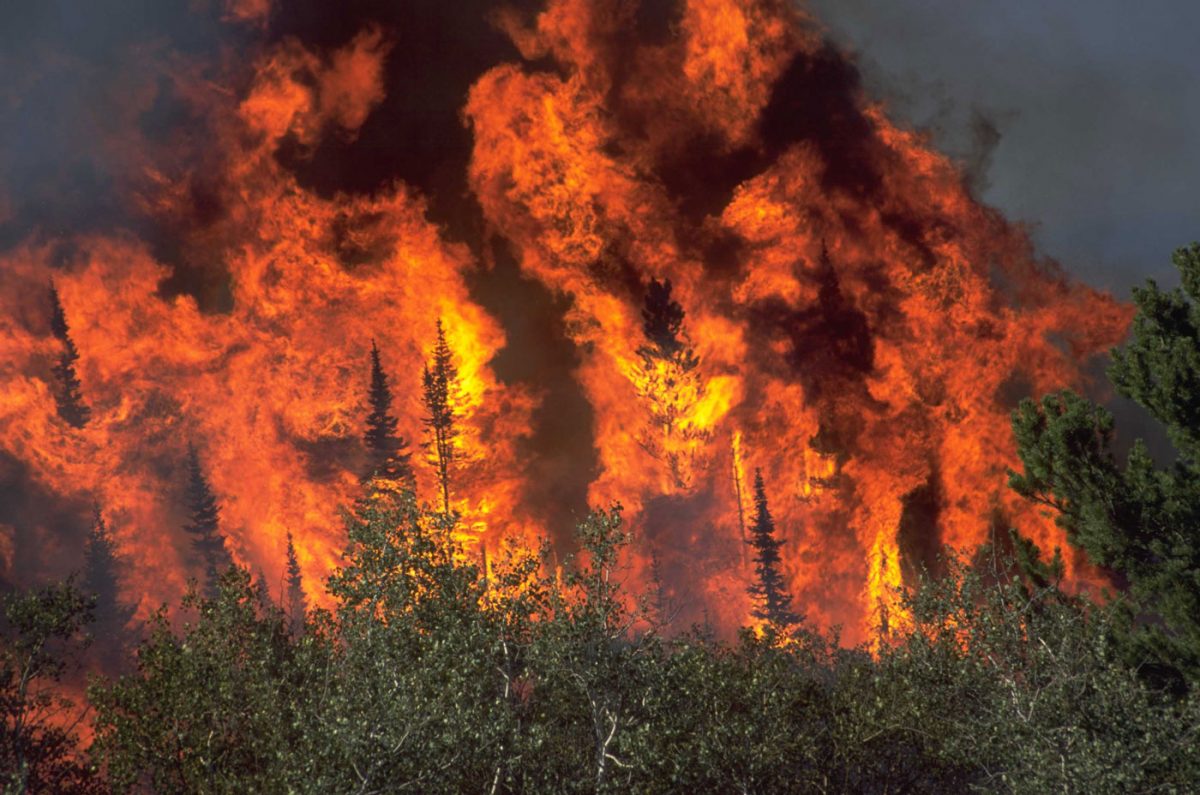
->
[[0, 0, 1129, 643]]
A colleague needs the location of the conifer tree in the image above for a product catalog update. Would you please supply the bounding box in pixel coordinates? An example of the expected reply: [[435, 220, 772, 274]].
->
[[1011, 243, 1200, 682], [364, 341, 413, 486], [253, 569, 272, 611], [83, 507, 137, 674], [639, 278, 698, 370], [47, 284, 90, 429], [636, 278, 705, 487], [746, 470, 800, 629], [285, 532, 306, 634], [422, 319, 458, 513], [182, 445, 232, 598]]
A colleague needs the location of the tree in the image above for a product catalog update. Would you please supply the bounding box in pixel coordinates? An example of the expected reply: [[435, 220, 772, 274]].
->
[[422, 319, 459, 513], [364, 341, 414, 487], [635, 278, 706, 488], [83, 507, 138, 676], [0, 579, 100, 794], [182, 445, 232, 598], [90, 569, 314, 793], [640, 278, 695, 366], [285, 532, 307, 634], [1010, 242, 1200, 683], [746, 470, 800, 630], [48, 284, 90, 429]]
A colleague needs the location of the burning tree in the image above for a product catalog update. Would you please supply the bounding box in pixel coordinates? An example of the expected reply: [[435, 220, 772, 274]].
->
[[364, 340, 414, 487], [746, 470, 800, 630], [422, 319, 459, 514], [285, 532, 306, 634], [182, 445, 232, 598], [633, 278, 708, 489], [47, 285, 90, 429], [83, 508, 138, 675]]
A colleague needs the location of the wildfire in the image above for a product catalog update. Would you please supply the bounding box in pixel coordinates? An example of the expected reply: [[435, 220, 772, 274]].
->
[[0, 0, 1129, 645]]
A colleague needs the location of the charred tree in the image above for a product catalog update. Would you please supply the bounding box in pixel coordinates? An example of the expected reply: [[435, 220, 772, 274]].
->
[[83, 507, 138, 675], [635, 278, 705, 488], [182, 445, 232, 598], [639, 277, 699, 370], [285, 532, 306, 634], [746, 470, 800, 629], [422, 319, 459, 514], [364, 341, 414, 487], [47, 285, 90, 429]]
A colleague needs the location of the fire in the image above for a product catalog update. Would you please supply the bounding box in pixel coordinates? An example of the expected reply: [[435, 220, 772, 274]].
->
[[0, 0, 1129, 645]]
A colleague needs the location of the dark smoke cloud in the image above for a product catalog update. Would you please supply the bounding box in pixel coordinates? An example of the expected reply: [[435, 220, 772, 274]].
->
[[804, 0, 1200, 293]]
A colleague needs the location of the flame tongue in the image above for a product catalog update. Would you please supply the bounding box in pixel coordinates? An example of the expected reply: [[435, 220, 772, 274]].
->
[[0, 0, 1129, 643]]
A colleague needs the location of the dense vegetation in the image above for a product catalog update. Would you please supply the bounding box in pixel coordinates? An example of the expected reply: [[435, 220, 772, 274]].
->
[[5, 246, 1200, 793]]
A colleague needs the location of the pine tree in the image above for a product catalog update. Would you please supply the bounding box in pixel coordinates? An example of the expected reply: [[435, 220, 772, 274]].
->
[[746, 470, 800, 629], [182, 445, 232, 598], [285, 532, 306, 634], [47, 284, 90, 428], [364, 341, 413, 486], [83, 507, 138, 675], [422, 319, 458, 513], [1010, 243, 1200, 684]]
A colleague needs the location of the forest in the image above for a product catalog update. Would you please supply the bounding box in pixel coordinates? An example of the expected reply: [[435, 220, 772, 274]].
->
[[4, 245, 1200, 793], [3, 0, 1198, 791]]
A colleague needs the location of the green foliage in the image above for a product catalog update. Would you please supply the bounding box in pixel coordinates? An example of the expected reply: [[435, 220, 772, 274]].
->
[[84, 485, 1200, 793], [868, 547, 1200, 792], [0, 579, 100, 794], [90, 570, 314, 793], [1010, 243, 1200, 682]]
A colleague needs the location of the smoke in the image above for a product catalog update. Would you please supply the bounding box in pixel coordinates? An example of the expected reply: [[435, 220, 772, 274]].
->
[[804, 0, 1200, 291]]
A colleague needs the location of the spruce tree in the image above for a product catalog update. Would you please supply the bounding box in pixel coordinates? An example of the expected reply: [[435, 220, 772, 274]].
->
[[285, 532, 306, 634], [422, 319, 458, 513], [364, 341, 413, 486], [182, 445, 232, 598], [746, 470, 800, 629], [253, 569, 272, 611], [83, 507, 138, 674], [47, 285, 90, 428]]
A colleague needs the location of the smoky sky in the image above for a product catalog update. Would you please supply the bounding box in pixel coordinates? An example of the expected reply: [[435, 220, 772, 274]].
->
[[805, 0, 1200, 294]]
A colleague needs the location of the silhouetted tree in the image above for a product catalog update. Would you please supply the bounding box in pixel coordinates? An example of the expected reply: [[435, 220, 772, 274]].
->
[[639, 278, 698, 369], [746, 470, 800, 629], [182, 445, 232, 598], [422, 319, 458, 513], [48, 285, 90, 428], [364, 341, 413, 486], [253, 569, 272, 612], [285, 532, 306, 634], [83, 507, 138, 675]]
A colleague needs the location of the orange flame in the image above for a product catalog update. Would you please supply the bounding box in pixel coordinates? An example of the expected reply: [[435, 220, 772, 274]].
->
[[0, 0, 1130, 645]]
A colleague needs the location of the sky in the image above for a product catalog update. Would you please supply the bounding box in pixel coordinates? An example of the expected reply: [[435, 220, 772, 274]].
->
[[807, 0, 1200, 293]]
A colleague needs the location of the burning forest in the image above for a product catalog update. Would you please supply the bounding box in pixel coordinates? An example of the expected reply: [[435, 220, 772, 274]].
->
[[7, 1, 1200, 790], [0, 0, 1130, 643]]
